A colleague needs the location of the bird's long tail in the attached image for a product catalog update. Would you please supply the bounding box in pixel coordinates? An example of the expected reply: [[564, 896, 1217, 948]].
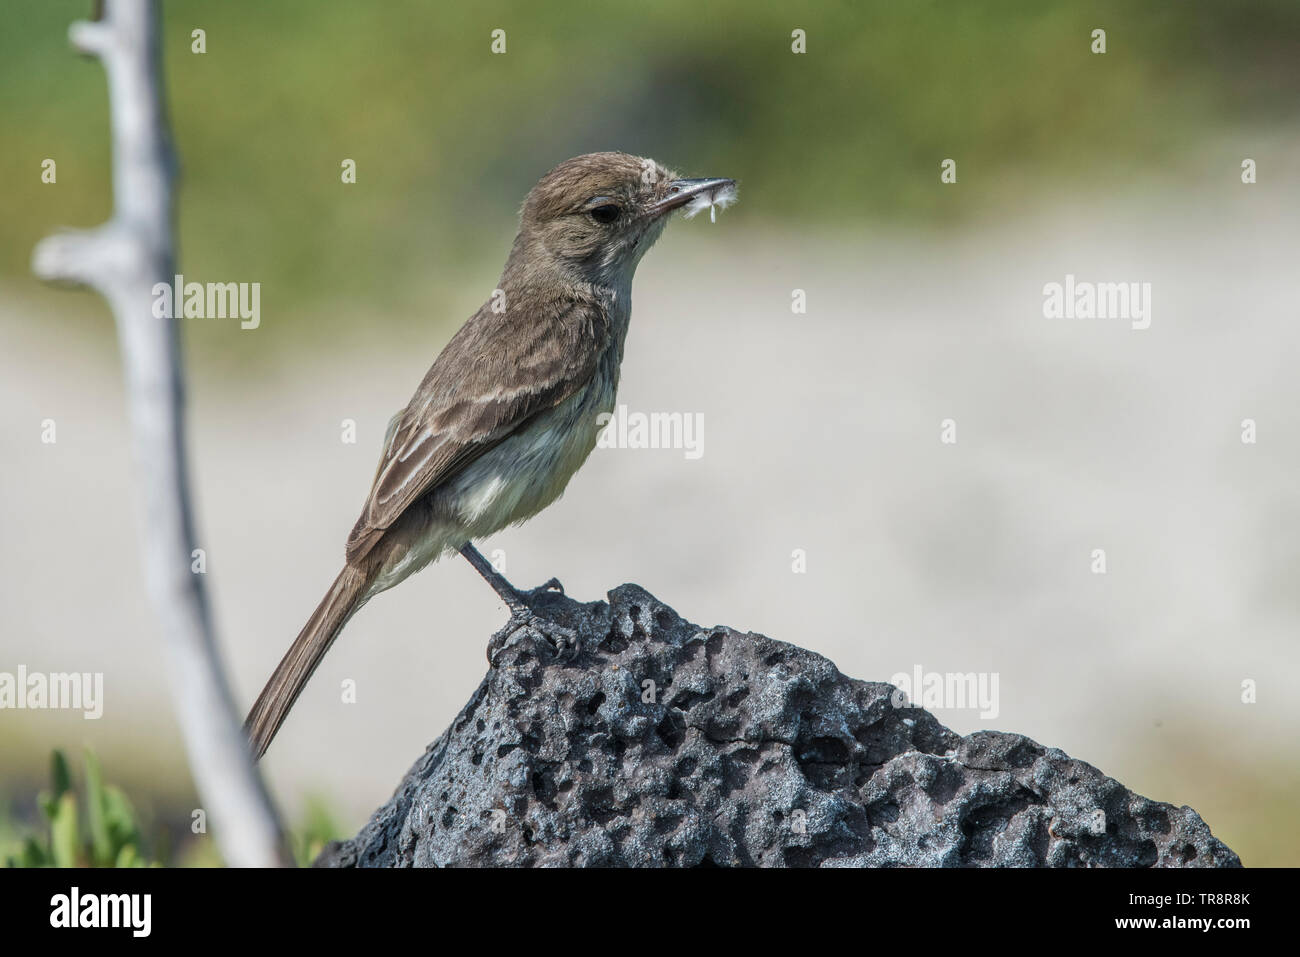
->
[[245, 565, 370, 760]]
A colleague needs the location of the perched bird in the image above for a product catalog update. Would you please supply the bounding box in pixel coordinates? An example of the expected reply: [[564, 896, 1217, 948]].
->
[[245, 152, 736, 759]]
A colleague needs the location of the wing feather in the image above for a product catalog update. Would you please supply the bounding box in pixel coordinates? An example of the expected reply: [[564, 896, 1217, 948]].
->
[[345, 296, 607, 563]]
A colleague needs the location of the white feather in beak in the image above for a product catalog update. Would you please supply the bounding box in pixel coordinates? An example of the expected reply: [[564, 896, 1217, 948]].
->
[[683, 182, 738, 222]]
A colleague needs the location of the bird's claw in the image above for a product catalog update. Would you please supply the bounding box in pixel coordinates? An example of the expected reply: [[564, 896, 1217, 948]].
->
[[486, 607, 580, 667]]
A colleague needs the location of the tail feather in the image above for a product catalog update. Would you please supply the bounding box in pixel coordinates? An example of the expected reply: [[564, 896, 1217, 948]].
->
[[245, 565, 370, 760]]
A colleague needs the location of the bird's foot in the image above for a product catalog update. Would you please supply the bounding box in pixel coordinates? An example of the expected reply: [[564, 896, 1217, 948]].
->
[[486, 581, 577, 666]]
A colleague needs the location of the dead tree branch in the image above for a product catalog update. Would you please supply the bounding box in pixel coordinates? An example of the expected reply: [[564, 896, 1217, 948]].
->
[[32, 0, 287, 867]]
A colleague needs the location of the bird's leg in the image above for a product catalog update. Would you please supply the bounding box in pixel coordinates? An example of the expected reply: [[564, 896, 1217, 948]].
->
[[458, 544, 577, 665], [458, 542, 529, 614]]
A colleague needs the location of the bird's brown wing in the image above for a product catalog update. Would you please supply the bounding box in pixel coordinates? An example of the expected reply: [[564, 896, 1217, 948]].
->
[[345, 296, 608, 564]]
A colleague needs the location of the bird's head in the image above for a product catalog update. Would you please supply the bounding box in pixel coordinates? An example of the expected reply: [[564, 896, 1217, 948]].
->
[[511, 151, 735, 287]]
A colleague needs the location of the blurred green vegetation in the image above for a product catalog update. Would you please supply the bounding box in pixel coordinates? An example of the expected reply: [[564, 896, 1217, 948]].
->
[[2, 748, 341, 867], [291, 796, 343, 867], [2, 0, 1297, 343], [4, 749, 165, 867]]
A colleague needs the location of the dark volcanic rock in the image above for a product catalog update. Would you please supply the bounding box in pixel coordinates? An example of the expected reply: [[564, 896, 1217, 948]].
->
[[316, 584, 1240, 868]]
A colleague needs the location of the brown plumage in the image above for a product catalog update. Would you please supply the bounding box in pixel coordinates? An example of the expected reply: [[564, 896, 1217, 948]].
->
[[244, 153, 735, 759]]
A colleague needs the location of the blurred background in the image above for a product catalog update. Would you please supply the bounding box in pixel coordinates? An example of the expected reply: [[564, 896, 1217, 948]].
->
[[2, 0, 1298, 866]]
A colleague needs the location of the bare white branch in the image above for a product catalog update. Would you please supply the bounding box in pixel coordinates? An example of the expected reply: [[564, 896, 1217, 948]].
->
[[32, 0, 287, 868]]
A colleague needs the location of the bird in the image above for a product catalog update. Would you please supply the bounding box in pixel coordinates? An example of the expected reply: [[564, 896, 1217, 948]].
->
[[244, 151, 736, 760]]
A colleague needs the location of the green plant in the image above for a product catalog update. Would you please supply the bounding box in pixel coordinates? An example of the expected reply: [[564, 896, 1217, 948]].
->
[[5, 749, 155, 867], [291, 797, 342, 867], [5, 748, 345, 867]]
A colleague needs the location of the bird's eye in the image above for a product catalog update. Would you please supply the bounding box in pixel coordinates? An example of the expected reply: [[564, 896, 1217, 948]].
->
[[589, 204, 621, 224]]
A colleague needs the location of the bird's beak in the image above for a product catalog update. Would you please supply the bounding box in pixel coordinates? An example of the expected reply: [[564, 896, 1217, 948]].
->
[[648, 177, 736, 216]]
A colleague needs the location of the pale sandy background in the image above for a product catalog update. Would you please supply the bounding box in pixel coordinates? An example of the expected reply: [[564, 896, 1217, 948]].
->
[[3, 155, 1297, 863]]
